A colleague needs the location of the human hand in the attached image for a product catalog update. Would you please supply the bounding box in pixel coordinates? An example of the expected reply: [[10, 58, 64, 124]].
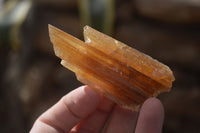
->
[[30, 86, 164, 133]]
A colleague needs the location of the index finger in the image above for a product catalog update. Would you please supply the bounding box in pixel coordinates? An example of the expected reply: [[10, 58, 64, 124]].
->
[[30, 86, 100, 133], [135, 98, 164, 133]]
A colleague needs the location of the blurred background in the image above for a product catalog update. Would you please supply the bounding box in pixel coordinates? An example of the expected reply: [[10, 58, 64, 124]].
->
[[0, 0, 200, 132]]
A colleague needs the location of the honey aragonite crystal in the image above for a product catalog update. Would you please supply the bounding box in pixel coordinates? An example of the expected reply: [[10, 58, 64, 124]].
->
[[49, 25, 175, 111]]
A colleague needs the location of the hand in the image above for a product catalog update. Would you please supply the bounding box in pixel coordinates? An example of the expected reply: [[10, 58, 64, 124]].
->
[[30, 86, 164, 133]]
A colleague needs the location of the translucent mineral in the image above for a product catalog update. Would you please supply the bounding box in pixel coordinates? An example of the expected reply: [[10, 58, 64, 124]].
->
[[49, 25, 175, 111]]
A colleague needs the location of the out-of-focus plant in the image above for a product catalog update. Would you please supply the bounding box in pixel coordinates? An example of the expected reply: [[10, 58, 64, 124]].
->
[[78, 0, 115, 35], [0, 0, 31, 50]]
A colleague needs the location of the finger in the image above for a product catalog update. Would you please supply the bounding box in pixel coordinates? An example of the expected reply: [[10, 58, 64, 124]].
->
[[30, 86, 100, 133], [135, 98, 164, 133], [105, 105, 138, 133], [70, 96, 115, 133]]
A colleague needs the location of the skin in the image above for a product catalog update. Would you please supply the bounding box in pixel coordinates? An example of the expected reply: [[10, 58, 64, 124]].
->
[[30, 85, 164, 133]]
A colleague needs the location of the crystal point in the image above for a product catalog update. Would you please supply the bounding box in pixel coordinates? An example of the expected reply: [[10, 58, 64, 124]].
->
[[49, 25, 175, 111]]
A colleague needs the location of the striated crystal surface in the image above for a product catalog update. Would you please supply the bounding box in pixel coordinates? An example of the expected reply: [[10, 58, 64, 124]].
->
[[49, 25, 175, 111]]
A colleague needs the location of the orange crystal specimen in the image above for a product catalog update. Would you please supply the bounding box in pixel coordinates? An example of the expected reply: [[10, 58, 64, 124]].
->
[[49, 25, 175, 111]]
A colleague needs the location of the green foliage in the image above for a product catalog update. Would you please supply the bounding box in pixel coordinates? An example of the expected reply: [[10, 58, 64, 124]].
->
[[0, 0, 32, 50], [78, 0, 115, 36]]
